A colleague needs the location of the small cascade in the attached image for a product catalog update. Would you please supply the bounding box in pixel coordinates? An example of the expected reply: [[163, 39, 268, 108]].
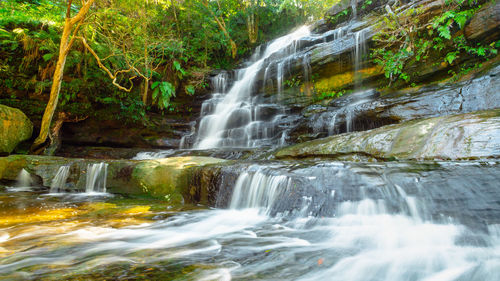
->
[[351, 0, 358, 20], [49, 166, 70, 193], [262, 63, 272, 92], [85, 163, 108, 193], [276, 61, 285, 95], [229, 167, 291, 212], [16, 169, 32, 187], [335, 26, 345, 40], [328, 112, 337, 135], [133, 150, 176, 160], [353, 28, 368, 89], [302, 54, 313, 95], [279, 131, 288, 146]]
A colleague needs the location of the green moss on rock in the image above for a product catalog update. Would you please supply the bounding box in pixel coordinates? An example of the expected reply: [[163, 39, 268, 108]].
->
[[131, 157, 226, 203], [0, 105, 33, 154], [276, 109, 500, 161], [0, 155, 226, 203]]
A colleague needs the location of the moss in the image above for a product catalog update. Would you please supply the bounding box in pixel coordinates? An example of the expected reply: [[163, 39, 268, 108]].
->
[[0, 155, 227, 203], [314, 72, 354, 93], [130, 157, 226, 202], [276, 109, 500, 161], [0, 155, 28, 180], [0, 105, 33, 154]]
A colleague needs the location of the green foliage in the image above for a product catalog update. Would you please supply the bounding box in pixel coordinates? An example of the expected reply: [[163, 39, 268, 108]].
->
[[0, 0, 336, 122], [372, 0, 498, 85], [315, 89, 347, 102], [328, 8, 351, 26], [185, 85, 196, 96], [361, 0, 373, 10], [285, 76, 302, 87], [152, 81, 176, 110]]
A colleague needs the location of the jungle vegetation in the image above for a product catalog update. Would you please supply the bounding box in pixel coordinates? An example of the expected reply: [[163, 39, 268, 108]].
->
[[0, 0, 337, 151]]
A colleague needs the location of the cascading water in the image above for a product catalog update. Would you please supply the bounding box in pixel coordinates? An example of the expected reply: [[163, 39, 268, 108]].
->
[[49, 166, 70, 193], [353, 28, 368, 89], [1, 161, 499, 280], [191, 26, 311, 149], [15, 169, 32, 188], [229, 167, 291, 212], [85, 163, 108, 193]]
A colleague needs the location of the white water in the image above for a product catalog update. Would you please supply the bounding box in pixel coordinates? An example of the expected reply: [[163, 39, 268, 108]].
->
[[85, 163, 108, 193], [8, 169, 34, 192], [15, 169, 32, 188], [133, 149, 176, 160], [3, 163, 499, 280], [229, 167, 291, 211], [193, 26, 311, 149], [1, 162, 499, 280], [49, 166, 70, 193], [328, 112, 338, 135]]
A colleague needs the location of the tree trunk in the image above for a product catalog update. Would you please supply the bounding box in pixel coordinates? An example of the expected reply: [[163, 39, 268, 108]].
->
[[247, 12, 258, 44], [202, 0, 237, 58], [142, 78, 149, 104], [31, 0, 95, 153], [31, 19, 72, 153]]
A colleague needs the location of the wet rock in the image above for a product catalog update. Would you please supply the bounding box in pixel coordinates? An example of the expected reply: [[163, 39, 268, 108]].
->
[[0, 155, 226, 202], [130, 157, 227, 203], [294, 65, 500, 140], [277, 109, 500, 161], [183, 160, 500, 227], [0, 105, 33, 154], [465, 0, 500, 41]]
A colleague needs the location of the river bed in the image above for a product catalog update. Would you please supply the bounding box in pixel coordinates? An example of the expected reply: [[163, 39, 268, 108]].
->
[[0, 161, 499, 280]]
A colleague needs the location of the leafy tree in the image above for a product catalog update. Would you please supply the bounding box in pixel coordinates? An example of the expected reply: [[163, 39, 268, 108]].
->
[[31, 0, 95, 153]]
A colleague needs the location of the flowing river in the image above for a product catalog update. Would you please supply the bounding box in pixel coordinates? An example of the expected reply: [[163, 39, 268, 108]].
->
[[1, 161, 499, 280], [1, 10, 500, 281]]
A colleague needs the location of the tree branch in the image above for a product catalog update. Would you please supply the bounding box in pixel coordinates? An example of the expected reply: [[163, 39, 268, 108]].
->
[[78, 36, 136, 92]]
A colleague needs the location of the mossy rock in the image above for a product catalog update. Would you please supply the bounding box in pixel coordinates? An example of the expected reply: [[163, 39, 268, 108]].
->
[[0, 155, 226, 203], [130, 157, 227, 202], [276, 109, 500, 161], [0, 105, 33, 154]]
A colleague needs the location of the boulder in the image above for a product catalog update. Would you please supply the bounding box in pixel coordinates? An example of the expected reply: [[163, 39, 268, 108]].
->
[[277, 109, 500, 161], [0, 105, 33, 154]]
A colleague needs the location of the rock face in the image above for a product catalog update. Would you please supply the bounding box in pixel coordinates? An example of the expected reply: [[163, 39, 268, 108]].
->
[[0, 155, 226, 203], [277, 110, 500, 161], [60, 113, 196, 150], [291, 65, 500, 141], [0, 105, 33, 154], [465, 0, 500, 41]]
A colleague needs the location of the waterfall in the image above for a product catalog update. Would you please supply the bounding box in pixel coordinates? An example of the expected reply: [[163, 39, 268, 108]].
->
[[353, 28, 368, 89], [16, 169, 32, 187], [229, 167, 291, 212], [85, 163, 108, 193], [49, 166, 70, 193], [192, 26, 311, 149], [328, 112, 337, 135], [351, 0, 358, 20]]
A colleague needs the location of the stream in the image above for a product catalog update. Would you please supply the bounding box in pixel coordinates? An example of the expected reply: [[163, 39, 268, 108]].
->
[[1, 161, 499, 280], [1, 10, 500, 281]]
